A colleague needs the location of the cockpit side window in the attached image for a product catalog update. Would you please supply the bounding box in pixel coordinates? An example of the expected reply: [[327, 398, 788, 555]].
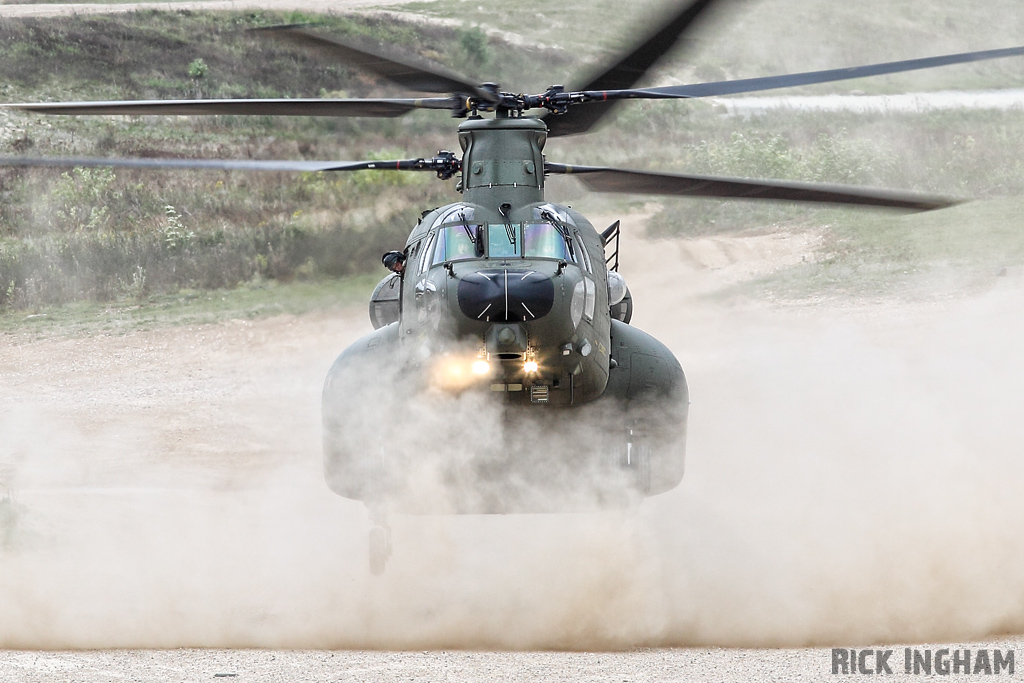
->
[[418, 232, 436, 274], [432, 230, 447, 265], [575, 230, 593, 273]]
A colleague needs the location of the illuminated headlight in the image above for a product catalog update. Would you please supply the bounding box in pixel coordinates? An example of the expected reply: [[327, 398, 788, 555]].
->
[[472, 360, 491, 375], [523, 360, 539, 373], [442, 362, 463, 378]]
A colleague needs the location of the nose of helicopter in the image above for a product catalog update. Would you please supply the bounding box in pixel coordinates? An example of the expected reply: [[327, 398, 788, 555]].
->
[[457, 268, 555, 323]]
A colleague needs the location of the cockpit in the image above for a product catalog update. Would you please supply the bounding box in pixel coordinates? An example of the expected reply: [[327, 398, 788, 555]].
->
[[428, 221, 575, 268]]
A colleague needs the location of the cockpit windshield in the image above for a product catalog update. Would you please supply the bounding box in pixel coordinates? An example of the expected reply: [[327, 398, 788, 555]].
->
[[427, 221, 576, 265], [488, 222, 520, 259], [432, 223, 481, 265], [522, 222, 568, 260]]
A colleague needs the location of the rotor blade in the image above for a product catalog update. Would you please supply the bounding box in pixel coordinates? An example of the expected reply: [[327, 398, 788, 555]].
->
[[255, 25, 499, 104], [0, 156, 448, 173], [597, 45, 1024, 100], [544, 0, 724, 137], [4, 97, 455, 117], [545, 163, 958, 211]]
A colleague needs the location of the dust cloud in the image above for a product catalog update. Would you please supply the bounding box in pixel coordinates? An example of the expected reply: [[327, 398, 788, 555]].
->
[[2, 229, 1024, 650]]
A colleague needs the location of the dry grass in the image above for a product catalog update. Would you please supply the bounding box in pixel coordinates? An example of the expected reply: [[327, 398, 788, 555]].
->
[[0, 10, 571, 309], [2, 3, 1024, 314]]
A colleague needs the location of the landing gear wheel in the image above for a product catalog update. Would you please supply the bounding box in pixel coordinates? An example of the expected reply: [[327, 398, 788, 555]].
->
[[632, 442, 652, 494], [368, 515, 392, 576], [623, 424, 652, 494]]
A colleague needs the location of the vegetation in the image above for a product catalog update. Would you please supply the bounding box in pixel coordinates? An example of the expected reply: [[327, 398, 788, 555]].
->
[[625, 107, 1024, 233], [400, 0, 1024, 93], [0, 11, 572, 313], [1, 4, 1024, 324], [606, 105, 1024, 299], [0, 275, 379, 338], [396, 0, 1024, 300]]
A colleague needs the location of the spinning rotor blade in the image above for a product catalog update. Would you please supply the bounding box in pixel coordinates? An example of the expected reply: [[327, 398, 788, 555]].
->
[[545, 163, 957, 211], [0, 155, 460, 175], [599, 45, 1024, 100], [545, 0, 725, 137], [5, 97, 454, 117], [255, 25, 500, 104]]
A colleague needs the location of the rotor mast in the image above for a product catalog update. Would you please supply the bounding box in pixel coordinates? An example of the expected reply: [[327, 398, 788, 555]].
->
[[457, 116, 547, 212]]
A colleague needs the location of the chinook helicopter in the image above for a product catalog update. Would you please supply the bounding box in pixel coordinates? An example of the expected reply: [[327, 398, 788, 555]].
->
[[4, 0, 1024, 572]]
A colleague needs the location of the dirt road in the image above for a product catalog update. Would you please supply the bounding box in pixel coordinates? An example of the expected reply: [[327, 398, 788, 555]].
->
[[3, 218, 1024, 679], [718, 89, 1024, 116], [0, 0, 397, 17], [6, 640, 1024, 682]]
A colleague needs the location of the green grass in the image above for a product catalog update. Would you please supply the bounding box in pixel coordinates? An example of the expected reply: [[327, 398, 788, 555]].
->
[[624, 106, 1024, 232], [0, 10, 579, 315], [0, 273, 378, 338], [2, 3, 1024, 330], [0, 11, 504, 310], [734, 197, 1024, 301], [395, 0, 1024, 93]]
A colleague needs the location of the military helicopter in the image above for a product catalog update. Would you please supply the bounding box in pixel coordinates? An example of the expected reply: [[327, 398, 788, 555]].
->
[[3, 0, 1024, 572]]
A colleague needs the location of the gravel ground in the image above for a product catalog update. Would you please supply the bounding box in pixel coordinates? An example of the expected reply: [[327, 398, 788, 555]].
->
[[3, 640, 1024, 682], [2, 227, 1024, 677]]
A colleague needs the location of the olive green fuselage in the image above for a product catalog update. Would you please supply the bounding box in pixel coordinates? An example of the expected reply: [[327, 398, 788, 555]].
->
[[323, 116, 688, 510], [399, 116, 611, 404]]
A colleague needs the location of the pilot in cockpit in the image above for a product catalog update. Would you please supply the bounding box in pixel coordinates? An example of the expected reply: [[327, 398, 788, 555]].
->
[[448, 230, 476, 259]]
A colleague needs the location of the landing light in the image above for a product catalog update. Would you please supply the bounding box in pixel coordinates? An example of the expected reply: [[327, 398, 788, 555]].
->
[[472, 360, 491, 375], [524, 360, 539, 373]]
